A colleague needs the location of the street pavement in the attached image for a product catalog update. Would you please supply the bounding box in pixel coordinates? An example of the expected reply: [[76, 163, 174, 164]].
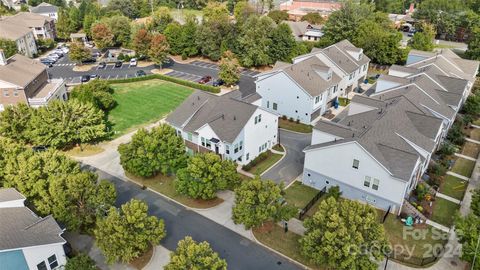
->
[[82, 164, 301, 270], [262, 129, 312, 185]]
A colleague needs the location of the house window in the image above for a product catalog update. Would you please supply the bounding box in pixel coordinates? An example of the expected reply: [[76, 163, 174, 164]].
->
[[364, 176, 371, 187], [267, 101, 270, 108], [201, 137, 206, 147], [206, 139, 211, 148], [333, 86, 337, 93], [187, 133, 192, 141], [273, 103, 277, 110], [246, 153, 250, 160], [352, 159, 359, 169], [254, 114, 262, 124], [13, 90, 18, 97], [176, 130, 181, 136], [3, 90, 9, 97], [363, 64, 367, 71], [315, 96, 320, 104], [234, 143, 239, 153], [226, 145, 230, 154], [372, 178, 379, 190], [48, 255, 58, 269], [37, 262, 47, 270], [239, 141, 243, 150], [259, 146, 261, 152]]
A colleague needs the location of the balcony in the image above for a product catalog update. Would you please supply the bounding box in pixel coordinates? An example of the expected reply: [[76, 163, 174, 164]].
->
[[28, 79, 66, 108]]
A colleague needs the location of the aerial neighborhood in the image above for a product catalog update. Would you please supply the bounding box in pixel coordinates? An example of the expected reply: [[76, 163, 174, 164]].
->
[[1, 0, 480, 269]]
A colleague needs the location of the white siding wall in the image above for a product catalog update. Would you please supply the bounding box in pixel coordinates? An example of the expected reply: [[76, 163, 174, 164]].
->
[[348, 102, 377, 116], [23, 243, 66, 270], [375, 79, 402, 93], [303, 142, 410, 208], [0, 199, 25, 208], [242, 108, 278, 164], [389, 70, 413, 78], [311, 129, 341, 144]]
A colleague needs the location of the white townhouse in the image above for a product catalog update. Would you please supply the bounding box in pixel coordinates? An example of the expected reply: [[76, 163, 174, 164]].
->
[[303, 95, 444, 214], [0, 21, 38, 58], [30, 2, 59, 22], [166, 91, 279, 165], [255, 40, 370, 124], [0, 188, 67, 270]]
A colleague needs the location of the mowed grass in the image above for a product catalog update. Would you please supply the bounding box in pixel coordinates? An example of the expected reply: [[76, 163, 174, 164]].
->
[[461, 141, 480, 158], [284, 181, 320, 209], [440, 175, 468, 200], [109, 79, 193, 136], [430, 197, 460, 227], [451, 158, 476, 178]]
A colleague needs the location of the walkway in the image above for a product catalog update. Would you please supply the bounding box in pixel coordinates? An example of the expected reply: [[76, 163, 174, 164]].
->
[[435, 192, 461, 204], [466, 137, 480, 144], [446, 171, 470, 181], [425, 219, 451, 233], [454, 152, 477, 161]]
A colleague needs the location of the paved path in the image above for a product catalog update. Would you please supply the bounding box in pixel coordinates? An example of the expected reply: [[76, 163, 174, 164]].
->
[[143, 245, 171, 270], [262, 130, 311, 185], [454, 152, 477, 161], [471, 124, 480, 129], [446, 171, 470, 181], [466, 137, 480, 144], [425, 219, 451, 233], [435, 192, 461, 204]]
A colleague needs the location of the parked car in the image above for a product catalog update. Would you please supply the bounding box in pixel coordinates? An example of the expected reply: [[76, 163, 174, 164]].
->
[[115, 61, 123, 68], [52, 50, 64, 56], [212, 79, 224, 87], [81, 75, 91, 82], [130, 58, 137, 66], [136, 70, 146, 77], [40, 58, 55, 66], [90, 74, 98, 79], [407, 29, 416, 37], [98, 62, 106, 69], [47, 54, 59, 61], [81, 58, 96, 64], [32, 145, 47, 152], [198, 75, 212, 84]]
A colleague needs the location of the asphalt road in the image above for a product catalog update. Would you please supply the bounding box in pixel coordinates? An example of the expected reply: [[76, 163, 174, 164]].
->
[[82, 164, 301, 270], [262, 130, 312, 185]]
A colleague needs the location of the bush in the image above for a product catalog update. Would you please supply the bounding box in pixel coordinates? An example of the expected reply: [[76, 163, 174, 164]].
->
[[242, 151, 270, 171], [447, 123, 466, 146], [437, 141, 457, 157], [289, 117, 294, 122], [65, 253, 96, 270], [325, 186, 342, 199], [428, 163, 447, 177], [415, 183, 428, 201], [108, 74, 220, 93], [282, 115, 287, 120]]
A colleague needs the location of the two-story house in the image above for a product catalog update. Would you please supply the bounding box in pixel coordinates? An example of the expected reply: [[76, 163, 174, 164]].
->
[[255, 40, 369, 124], [0, 51, 67, 111], [0, 188, 67, 270], [166, 91, 279, 165], [0, 21, 38, 58], [1, 12, 56, 40], [30, 2, 59, 22]]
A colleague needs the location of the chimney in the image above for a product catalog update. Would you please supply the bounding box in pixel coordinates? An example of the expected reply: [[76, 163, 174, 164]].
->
[[0, 50, 6, 66]]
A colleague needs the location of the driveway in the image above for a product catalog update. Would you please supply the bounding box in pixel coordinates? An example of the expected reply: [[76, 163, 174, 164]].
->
[[82, 165, 301, 270], [262, 129, 312, 185]]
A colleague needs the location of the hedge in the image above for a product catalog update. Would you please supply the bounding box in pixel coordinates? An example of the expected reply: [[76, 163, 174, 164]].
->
[[107, 74, 221, 93], [242, 151, 271, 171]]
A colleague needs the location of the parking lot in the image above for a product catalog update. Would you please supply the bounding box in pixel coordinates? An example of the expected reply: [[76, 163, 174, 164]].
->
[[189, 60, 261, 77], [164, 70, 210, 84]]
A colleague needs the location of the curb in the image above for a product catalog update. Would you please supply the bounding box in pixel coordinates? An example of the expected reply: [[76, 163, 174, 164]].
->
[[279, 128, 312, 135], [251, 230, 310, 270], [260, 147, 287, 177], [142, 245, 157, 270]]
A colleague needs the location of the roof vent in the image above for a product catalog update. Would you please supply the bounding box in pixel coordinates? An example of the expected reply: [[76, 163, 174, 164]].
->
[[197, 96, 200, 100], [221, 114, 224, 120], [352, 133, 355, 138], [347, 121, 351, 126], [233, 116, 236, 121]]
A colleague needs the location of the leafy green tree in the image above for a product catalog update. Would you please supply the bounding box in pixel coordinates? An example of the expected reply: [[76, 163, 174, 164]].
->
[[95, 199, 166, 264], [102, 15, 132, 46], [149, 6, 173, 33], [0, 103, 31, 142], [267, 10, 288, 23], [0, 138, 26, 185], [218, 50, 240, 85], [0, 38, 17, 58], [234, 1, 255, 26], [132, 28, 152, 57], [232, 177, 296, 229], [56, 8, 76, 39], [164, 22, 183, 55], [70, 80, 116, 111], [447, 122, 466, 146], [165, 236, 227, 270], [238, 15, 275, 67], [118, 124, 187, 177], [68, 6, 82, 30], [372, 0, 404, 13], [175, 152, 239, 200], [83, 14, 97, 37], [466, 27, 480, 61], [300, 197, 388, 270], [106, 0, 138, 18], [455, 213, 480, 269], [69, 42, 91, 64], [91, 23, 115, 49], [414, 0, 464, 36], [471, 189, 480, 216], [409, 23, 436, 51], [463, 94, 480, 116], [301, 13, 324, 24], [269, 23, 296, 63], [148, 33, 170, 66], [65, 253, 96, 270], [196, 3, 231, 61], [180, 14, 199, 57]]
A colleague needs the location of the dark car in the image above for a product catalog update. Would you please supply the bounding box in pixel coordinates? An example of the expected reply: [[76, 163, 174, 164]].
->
[[212, 79, 225, 87], [90, 74, 98, 79], [32, 145, 47, 152], [115, 61, 123, 68], [136, 70, 146, 77], [81, 75, 91, 82], [40, 59, 54, 67], [98, 61, 106, 69], [81, 58, 96, 64], [198, 75, 212, 84]]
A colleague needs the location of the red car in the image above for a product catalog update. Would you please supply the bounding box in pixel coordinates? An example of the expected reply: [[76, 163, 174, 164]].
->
[[198, 75, 212, 84]]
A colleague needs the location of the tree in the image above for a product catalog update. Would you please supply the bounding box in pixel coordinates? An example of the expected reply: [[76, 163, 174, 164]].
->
[[65, 253, 96, 270], [69, 42, 91, 64], [149, 6, 173, 33], [269, 23, 296, 63], [463, 94, 480, 116], [237, 15, 275, 67], [70, 80, 116, 111], [301, 13, 324, 24], [0, 38, 17, 58], [179, 14, 199, 58], [106, 0, 138, 18], [232, 177, 296, 229], [132, 28, 152, 57], [56, 8, 76, 39], [218, 50, 240, 86], [0, 103, 31, 142], [414, 0, 464, 36], [409, 23, 436, 51], [471, 189, 480, 216], [165, 236, 227, 270], [95, 199, 166, 264], [455, 214, 480, 269], [102, 15, 132, 46], [300, 197, 388, 270], [267, 10, 288, 23], [91, 23, 114, 49], [234, 1, 255, 26], [196, 2, 231, 61], [164, 22, 183, 55], [148, 34, 170, 66], [175, 152, 239, 200], [118, 124, 187, 177], [466, 27, 480, 61]]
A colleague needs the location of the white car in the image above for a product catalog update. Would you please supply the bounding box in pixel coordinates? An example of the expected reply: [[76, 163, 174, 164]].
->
[[130, 58, 137, 66], [47, 54, 59, 61]]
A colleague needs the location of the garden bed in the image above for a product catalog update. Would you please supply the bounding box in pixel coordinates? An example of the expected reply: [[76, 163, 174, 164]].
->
[[126, 173, 223, 209], [283, 181, 319, 209], [279, 118, 313, 133], [430, 197, 460, 227], [243, 150, 283, 175], [451, 158, 476, 177], [467, 128, 480, 141], [439, 175, 468, 201], [129, 245, 153, 269]]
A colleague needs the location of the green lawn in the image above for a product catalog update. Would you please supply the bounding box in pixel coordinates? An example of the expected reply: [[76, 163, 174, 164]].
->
[[430, 197, 460, 227], [469, 128, 480, 141], [283, 181, 320, 209], [279, 118, 313, 133], [440, 175, 468, 200], [109, 79, 193, 136], [245, 151, 283, 175], [451, 158, 476, 177], [461, 141, 480, 158], [380, 212, 448, 260]]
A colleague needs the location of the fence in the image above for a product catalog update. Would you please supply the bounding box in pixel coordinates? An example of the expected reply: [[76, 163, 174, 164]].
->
[[298, 187, 326, 220], [384, 250, 441, 268]]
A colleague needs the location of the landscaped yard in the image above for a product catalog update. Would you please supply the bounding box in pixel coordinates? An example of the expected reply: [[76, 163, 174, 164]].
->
[[279, 118, 313, 133], [461, 141, 480, 158], [430, 197, 460, 227], [468, 128, 480, 141], [109, 79, 193, 136], [126, 173, 223, 209], [440, 175, 468, 200], [63, 144, 104, 157], [244, 151, 283, 175], [451, 158, 476, 177], [283, 181, 320, 209], [252, 222, 325, 270]]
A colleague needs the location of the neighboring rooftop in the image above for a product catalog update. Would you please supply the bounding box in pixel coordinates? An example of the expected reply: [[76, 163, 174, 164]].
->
[[30, 2, 59, 14], [1, 12, 54, 29], [284, 21, 323, 40], [0, 54, 46, 88], [0, 188, 25, 203], [0, 20, 32, 40]]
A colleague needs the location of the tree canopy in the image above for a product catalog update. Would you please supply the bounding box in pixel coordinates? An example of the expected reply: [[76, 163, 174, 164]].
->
[[70, 80, 116, 111], [218, 50, 241, 85], [165, 236, 227, 270], [0, 38, 17, 58]]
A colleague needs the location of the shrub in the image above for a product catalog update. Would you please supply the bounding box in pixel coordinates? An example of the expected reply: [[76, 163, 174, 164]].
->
[[296, 119, 300, 124], [289, 117, 294, 122], [242, 151, 270, 171], [428, 163, 447, 177], [282, 115, 287, 120], [325, 186, 342, 199], [447, 123, 466, 146], [415, 183, 428, 201], [437, 141, 457, 157]]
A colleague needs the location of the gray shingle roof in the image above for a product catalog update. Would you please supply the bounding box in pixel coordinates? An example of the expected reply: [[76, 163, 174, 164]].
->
[[0, 188, 25, 202], [0, 54, 46, 88], [166, 91, 259, 143], [30, 2, 58, 14]]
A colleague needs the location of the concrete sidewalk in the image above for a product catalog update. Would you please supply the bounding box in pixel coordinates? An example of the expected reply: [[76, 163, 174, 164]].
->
[[446, 171, 470, 181]]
